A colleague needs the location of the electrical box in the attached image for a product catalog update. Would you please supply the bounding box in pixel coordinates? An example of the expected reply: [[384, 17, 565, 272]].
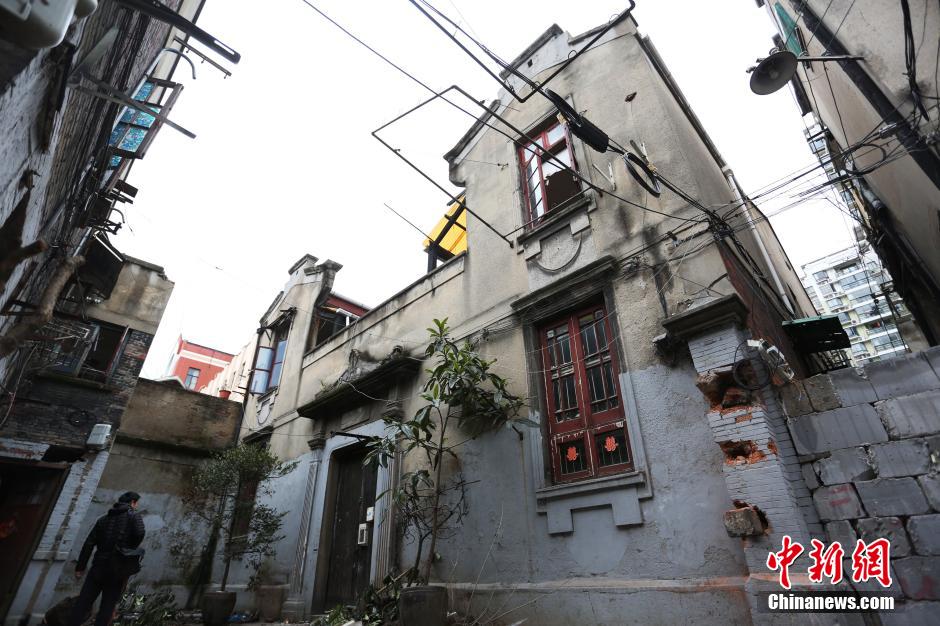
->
[[357, 523, 370, 547], [86, 423, 111, 450]]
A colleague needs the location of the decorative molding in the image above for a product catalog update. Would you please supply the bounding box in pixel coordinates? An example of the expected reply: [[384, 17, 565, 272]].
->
[[297, 350, 420, 421], [512, 255, 619, 321], [536, 471, 647, 534], [516, 190, 595, 250], [661, 293, 748, 340]]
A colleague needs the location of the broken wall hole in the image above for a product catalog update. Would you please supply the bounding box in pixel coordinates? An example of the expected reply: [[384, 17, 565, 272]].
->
[[695, 370, 752, 409], [767, 439, 779, 456], [719, 440, 766, 465]]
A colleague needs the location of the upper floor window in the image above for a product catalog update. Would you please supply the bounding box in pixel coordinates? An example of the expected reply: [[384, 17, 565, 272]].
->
[[539, 304, 631, 483], [45, 319, 128, 383], [250, 320, 289, 395], [185, 367, 200, 390], [519, 119, 581, 226], [314, 306, 359, 349]]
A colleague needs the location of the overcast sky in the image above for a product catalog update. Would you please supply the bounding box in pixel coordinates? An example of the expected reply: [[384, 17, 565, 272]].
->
[[114, 0, 857, 378]]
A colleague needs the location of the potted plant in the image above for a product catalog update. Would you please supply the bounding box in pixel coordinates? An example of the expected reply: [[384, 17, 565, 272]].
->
[[367, 319, 528, 626], [186, 444, 295, 626]]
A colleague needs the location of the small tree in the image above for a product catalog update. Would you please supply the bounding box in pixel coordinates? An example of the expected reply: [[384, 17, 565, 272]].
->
[[187, 444, 296, 592], [367, 319, 529, 584]]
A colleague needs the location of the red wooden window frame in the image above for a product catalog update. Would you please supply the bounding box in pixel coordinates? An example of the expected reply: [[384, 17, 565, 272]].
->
[[518, 119, 581, 227], [539, 303, 633, 483]]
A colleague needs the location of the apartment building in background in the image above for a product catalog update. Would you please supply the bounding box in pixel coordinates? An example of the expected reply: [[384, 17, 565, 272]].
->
[[801, 246, 912, 366]]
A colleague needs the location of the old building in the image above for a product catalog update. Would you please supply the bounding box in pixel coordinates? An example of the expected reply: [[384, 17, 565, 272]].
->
[[164, 336, 235, 391], [0, 257, 172, 625], [199, 14, 867, 623], [754, 0, 940, 345], [0, 1, 237, 623]]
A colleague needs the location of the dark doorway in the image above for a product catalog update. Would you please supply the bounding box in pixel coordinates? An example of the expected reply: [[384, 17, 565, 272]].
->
[[320, 446, 378, 610], [0, 460, 68, 620]]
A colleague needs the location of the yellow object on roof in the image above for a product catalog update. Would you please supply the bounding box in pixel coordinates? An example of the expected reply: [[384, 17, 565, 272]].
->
[[423, 196, 467, 256]]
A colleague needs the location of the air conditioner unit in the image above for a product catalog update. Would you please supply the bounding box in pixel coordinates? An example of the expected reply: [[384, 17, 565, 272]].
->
[[0, 0, 97, 49]]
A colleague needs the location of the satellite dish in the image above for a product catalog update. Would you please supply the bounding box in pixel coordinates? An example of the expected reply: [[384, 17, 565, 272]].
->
[[749, 49, 799, 95]]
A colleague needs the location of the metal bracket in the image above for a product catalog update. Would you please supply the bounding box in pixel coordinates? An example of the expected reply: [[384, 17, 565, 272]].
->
[[591, 162, 616, 191], [75, 77, 195, 139], [114, 0, 240, 64]]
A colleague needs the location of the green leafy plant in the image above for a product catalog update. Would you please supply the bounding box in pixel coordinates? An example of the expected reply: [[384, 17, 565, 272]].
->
[[185, 444, 296, 592], [367, 319, 528, 584]]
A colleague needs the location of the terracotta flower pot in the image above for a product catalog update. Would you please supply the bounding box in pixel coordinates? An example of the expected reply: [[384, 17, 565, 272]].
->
[[398, 585, 446, 626], [201, 590, 236, 626]]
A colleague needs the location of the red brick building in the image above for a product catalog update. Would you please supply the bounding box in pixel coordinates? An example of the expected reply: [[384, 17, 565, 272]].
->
[[166, 337, 235, 392]]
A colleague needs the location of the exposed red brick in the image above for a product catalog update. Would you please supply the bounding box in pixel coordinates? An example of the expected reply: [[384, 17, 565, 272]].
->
[[767, 439, 779, 455], [719, 440, 766, 465], [735, 412, 753, 423]]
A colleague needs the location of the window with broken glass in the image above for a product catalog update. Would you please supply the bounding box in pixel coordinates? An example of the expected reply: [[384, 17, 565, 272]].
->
[[539, 304, 632, 483], [518, 118, 581, 227]]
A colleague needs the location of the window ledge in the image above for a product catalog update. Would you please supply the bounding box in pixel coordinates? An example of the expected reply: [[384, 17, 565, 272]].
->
[[516, 189, 595, 249], [535, 469, 648, 535]]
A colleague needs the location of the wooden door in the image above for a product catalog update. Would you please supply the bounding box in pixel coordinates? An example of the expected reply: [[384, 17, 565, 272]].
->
[[323, 447, 377, 608], [0, 460, 67, 621]]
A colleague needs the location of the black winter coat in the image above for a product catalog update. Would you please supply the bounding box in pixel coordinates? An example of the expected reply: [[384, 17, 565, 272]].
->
[[76, 503, 145, 571]]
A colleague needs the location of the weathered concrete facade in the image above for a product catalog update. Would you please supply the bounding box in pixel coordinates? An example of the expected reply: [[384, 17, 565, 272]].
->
[[758, 0, 940, 345], [49, 378, 243, 608], [203, 16, 828, 624]]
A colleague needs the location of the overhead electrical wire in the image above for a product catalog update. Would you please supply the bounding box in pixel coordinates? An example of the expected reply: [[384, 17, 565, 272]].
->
[[296, 0, 710, 256]]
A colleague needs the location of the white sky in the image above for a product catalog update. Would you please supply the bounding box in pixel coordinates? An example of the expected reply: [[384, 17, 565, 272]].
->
[[115, 0, 856, 378]]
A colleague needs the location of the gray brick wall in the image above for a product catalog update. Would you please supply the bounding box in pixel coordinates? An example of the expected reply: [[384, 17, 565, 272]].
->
[[780, 345, 940, 612]]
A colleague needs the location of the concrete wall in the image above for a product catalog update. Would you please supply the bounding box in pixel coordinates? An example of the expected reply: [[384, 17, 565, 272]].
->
[[49, 378, 242, 609], [86, 259, 175, 336], [779, 346, 940, 623], [121, 378, 242, 451]]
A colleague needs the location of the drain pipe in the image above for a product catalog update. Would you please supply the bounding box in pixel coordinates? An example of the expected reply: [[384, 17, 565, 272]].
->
[[723, 167, 794, 315]]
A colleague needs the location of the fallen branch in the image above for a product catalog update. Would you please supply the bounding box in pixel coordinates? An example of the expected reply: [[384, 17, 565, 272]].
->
[[467, 504, 503, 625], [0, 256, 84, 359]]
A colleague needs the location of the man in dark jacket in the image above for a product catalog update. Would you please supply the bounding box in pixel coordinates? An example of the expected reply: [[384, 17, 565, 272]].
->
[[68, 491, 145, 626]]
